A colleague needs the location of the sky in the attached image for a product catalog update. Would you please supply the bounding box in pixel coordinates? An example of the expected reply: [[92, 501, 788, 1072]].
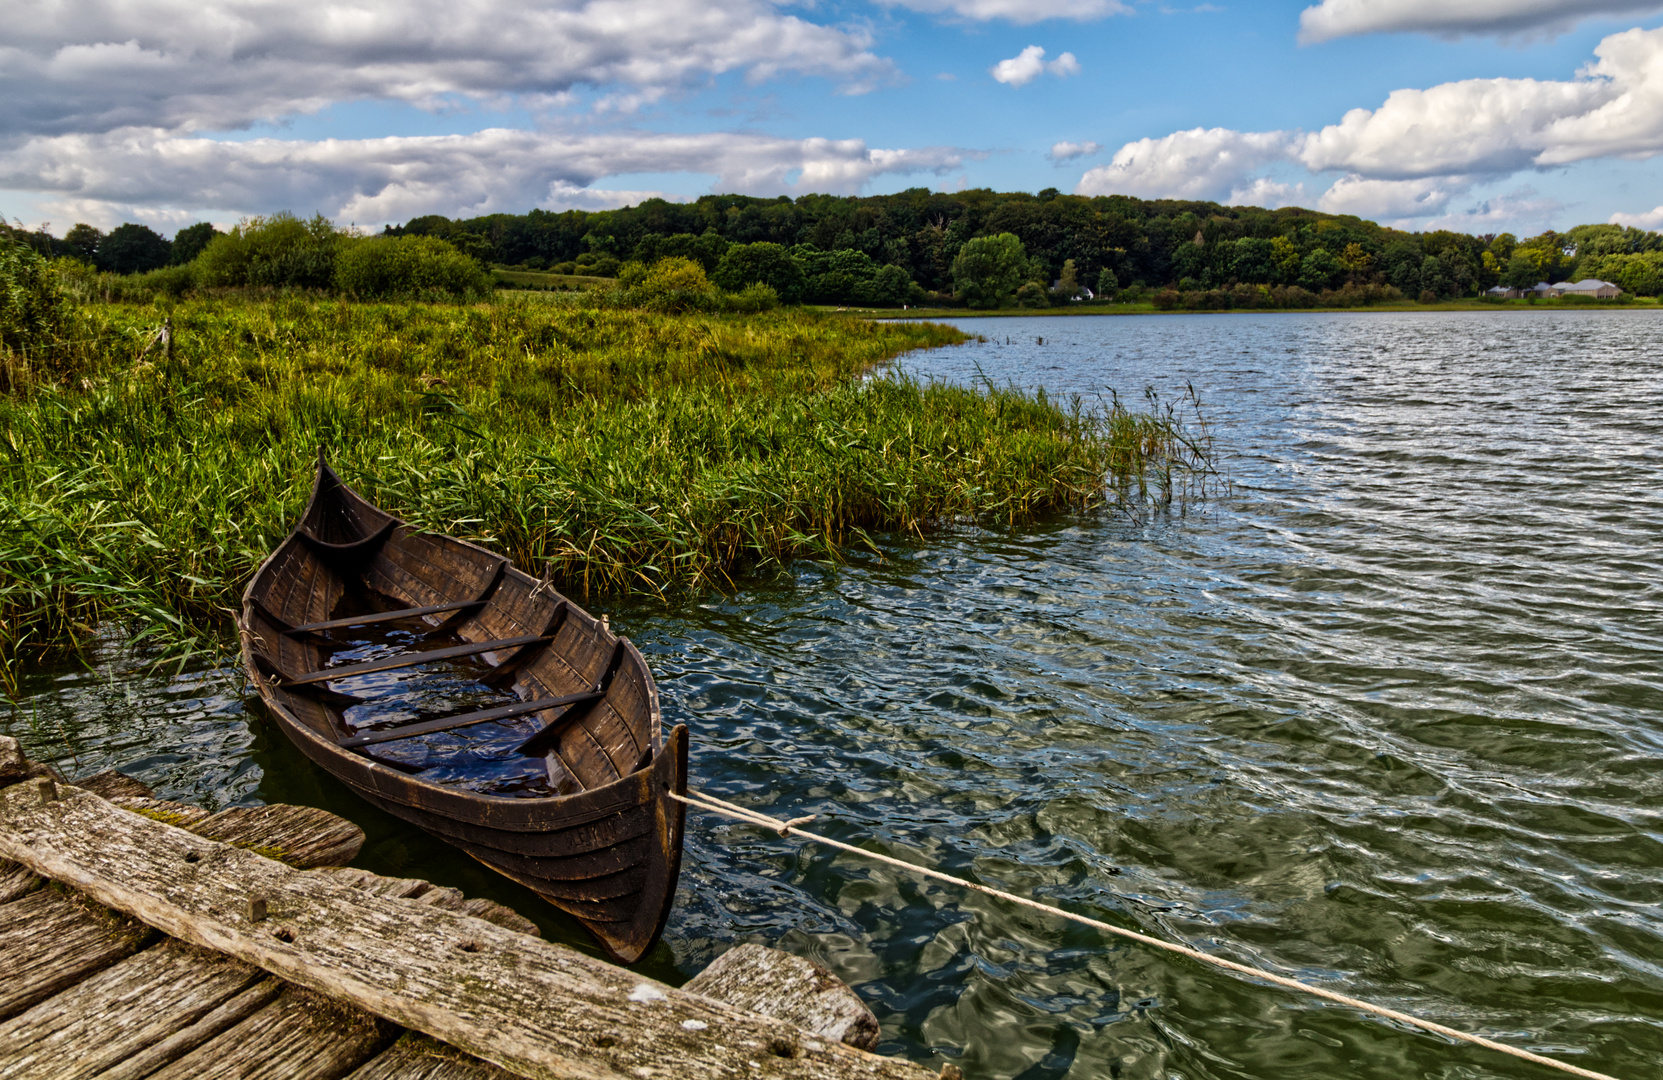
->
[[6, 0, 1663, 237]]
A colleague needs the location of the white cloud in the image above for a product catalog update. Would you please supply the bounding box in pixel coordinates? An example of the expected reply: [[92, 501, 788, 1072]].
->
[[1048, 140, 1102, 162], [1298, 0, 1663, 43], [1227, 177, 1307, 208], [1077, 26, 1663, 224], [876, 0, 1129, 24], [1315, 174, 1472, 217], [990, 47, 1083, 87], [1, 0, 898, 138], [0, 127, 969, 229], [1077, 127, 1296, 200], [1609, 203, 1663, 227], [1417, 188, 1564, 232]]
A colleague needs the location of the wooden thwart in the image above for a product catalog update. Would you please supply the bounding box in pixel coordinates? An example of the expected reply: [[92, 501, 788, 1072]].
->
[[341, 691, 603, 750], [0, 781, 934, 1080], [287, 600, 484, 636], [286, 634, 554, 686]]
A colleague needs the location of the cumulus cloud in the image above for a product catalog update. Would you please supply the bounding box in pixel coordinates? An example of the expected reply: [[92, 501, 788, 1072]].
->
[[1, 0, 898, 138], [1048, 140, 1102, 162], [1077, 26, 1663, 223], [990, 47, 1082, 87], [876, 0, 1129, 24], [1417, 188, 1564, 232], [0, 127, 969, 228], [1610, 203, 1663, 227], [1077, 128, 1296, 200], [1298, 0, 1663, 43], [1227, 177, 1307, 208]]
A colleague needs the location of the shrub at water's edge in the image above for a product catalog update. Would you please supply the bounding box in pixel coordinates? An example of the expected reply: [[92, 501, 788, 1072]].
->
[[0, 297, 1214, 678]]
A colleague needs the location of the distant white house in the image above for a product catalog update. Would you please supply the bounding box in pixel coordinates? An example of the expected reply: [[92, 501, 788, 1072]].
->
[[1485, 279, 1621, 299]]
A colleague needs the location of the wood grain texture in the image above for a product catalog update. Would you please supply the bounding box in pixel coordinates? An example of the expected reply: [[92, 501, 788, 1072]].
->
[[0, 859, 39, 904], [0, 886, 157, 1021], [146, 985, 398, 1080], [91, 977, 286, 1080], [685, 945, 881, 1052], [319, 868, 540, 937], [344, 1033, 525, 1080], [191, 805, 365, 869], [0, 784, 934, 1080], [72, 770, 156, 801], [0, 938, 271, 1080]]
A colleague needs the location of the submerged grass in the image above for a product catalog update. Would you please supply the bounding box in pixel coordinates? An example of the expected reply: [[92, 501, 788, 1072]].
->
[[0, 295, 1216, 684]]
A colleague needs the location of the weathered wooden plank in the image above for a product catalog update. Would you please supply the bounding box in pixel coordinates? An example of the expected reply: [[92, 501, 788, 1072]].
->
[[190, 805, 365, 869], [0, 859, 39, 904], [92, 977, 285, 1080], [345, 1033, 524, 1080], [319, 868, 540, 937], [76, 770, 155, 801], [685, 945, 881, 1052], [0, 886, 157, 1020], [0, 938, 271, 1080], [0, 784, 935, 1080], [145, 985, 398, 1080], [0, 737, 29, 788], [109, 797, 213, 830]]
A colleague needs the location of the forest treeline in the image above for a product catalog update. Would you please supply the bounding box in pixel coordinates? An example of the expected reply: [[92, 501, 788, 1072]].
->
[[13, 187, 1663, 307]]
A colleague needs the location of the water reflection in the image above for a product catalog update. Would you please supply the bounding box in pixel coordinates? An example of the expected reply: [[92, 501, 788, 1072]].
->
[[7, 309, 1663, 1078]]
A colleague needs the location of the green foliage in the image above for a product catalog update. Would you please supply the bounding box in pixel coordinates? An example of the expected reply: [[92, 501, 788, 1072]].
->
[[1575, 251, 1663, 295], [631, 231, 729, 272], [196, 212, 342, 290], [1014, 282, 1050, 308], [0, 233, 77, 390], [334, 235, 492, 301], [952, 232, 1027, 309], [713, 242, 805, 302], [0, 298, 1212, 672], [98, 224, 171, 275], [1502, 254, 1540, 289], [170, 223, 220, 266], [63, 224, 103, 263]]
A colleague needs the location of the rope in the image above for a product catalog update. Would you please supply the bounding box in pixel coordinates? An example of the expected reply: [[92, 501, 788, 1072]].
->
[[671, 788, 1624, 1080]]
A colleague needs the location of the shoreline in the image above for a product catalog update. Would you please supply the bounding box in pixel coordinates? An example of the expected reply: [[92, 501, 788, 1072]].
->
[[826, 299, 1663, 320]]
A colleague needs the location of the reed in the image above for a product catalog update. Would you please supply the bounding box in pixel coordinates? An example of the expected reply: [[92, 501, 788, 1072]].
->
[[0, 295, 1215, 682]]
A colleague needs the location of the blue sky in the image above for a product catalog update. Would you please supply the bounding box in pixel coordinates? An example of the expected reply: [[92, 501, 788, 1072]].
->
[[5, 0, 1663, 236]]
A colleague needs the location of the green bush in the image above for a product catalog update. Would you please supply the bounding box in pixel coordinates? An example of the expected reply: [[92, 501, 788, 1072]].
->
[[196, 213, 341, 290], [952, 233, 1027, 309], [613, 256, 721, 312], [714, 242, 805, 302], [1, 232, 76, 389], [334, 235, 492, 300]]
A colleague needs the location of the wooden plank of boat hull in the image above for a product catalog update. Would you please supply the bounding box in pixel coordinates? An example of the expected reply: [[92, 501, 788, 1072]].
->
[[0, 888, 158, 1021], [145, 986, 398, 1080], [286, 634, 554, 686], [0, 783, 935, 1080], [0, 938, 272, 1080]]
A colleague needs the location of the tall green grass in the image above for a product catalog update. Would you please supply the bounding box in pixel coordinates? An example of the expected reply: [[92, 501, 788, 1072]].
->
[[0, 296, 1216, 684]]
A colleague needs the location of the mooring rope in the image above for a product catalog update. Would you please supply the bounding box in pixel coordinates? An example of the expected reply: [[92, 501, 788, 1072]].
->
[[671, 787, 1623, 1080]]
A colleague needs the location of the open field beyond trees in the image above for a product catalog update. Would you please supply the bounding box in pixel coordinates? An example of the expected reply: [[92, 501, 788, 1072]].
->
[[0, 291, 1216, 684]]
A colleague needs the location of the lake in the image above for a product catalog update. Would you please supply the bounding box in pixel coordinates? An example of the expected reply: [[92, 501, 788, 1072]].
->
[[7, 309, 1662, 1079]]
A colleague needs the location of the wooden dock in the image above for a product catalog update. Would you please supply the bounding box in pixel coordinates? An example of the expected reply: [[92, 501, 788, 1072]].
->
[[0, 736, 944, 1080]]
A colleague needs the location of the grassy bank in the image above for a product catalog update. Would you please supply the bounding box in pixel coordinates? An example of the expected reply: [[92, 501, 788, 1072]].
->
[[865, 296, 1663, 319], [0, 296, 1214, 682]]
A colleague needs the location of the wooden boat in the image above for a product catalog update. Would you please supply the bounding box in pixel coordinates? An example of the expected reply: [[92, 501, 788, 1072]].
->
[[237, 453, 686, 964]]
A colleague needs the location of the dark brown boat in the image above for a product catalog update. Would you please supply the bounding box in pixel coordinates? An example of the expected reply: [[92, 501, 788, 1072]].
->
[[238, 453, 686, 963]]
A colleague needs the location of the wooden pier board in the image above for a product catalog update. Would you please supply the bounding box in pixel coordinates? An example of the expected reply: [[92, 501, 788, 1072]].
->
[[0, 738, 938, 1080]]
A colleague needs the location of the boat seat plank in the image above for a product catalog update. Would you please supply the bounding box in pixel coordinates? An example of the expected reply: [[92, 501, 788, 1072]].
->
[[342, 691, 603, 750], [286, 600, 483, 636], [0, 938, 274, 1080], [286, 635, 554, 687], [0, 888, 159, 1021]]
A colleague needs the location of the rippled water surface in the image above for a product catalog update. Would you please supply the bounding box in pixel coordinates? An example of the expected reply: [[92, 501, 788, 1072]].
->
[[8, 310, 1662, 1079]]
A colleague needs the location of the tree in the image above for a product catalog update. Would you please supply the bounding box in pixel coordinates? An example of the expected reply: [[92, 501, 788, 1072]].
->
[[63, 223, 103, 263], [1419, 255, 1449, 298], [98, 223, 172, 274], [712, 242, 805, 302], [1096, 267, 1119, 298], [1298, 248, 1343, 291], [1501, 254, 1539, 289], [951, 232, 1027, 308], [170, 223, 220, 265]]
